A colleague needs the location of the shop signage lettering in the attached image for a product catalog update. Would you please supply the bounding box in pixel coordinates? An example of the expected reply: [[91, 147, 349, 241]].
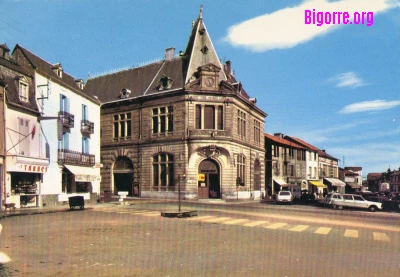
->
[[75, 175, 101, 182], [17, 164, 48, 173]]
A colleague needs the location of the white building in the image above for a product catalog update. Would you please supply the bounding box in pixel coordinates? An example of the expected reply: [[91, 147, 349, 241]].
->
[[1, 43, 49, 209], [11, 45, 101, 206]]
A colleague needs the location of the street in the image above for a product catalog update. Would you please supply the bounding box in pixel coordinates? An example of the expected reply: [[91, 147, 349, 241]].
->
[[0, 201, 399, 276]]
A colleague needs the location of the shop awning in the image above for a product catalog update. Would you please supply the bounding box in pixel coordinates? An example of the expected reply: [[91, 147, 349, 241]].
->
[[281, 183, 299, 188], [309, 181, 327, 188], [324, 178, 346, 187], [347, 182, 361, 188], [65, 165, 101, 182], [273, 178, 287, 186]]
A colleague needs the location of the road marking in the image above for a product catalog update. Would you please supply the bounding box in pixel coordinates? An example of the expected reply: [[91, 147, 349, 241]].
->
[[344, 229, 358, 238], [140, 212, 160, 217], [185, 216, 215, 221], [289, 225, 309, 232], [243, 221, 268, 227], [265, 223, 287, 229], [373, 232, 390, 242], [202, 217, 231, 223], [314, 227, 332, 235], [221, 219, 248, 225]]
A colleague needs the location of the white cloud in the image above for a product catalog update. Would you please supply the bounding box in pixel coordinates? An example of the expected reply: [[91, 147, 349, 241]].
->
[[223, 0, 395, 52], [328, 72, 368, 88], [339, 100, 400, 114]]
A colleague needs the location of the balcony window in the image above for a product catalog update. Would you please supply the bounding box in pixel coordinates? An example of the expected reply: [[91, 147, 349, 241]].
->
[[195, 104, 223, 130]]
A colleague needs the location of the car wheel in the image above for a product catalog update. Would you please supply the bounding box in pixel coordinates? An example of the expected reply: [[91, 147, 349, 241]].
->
[[337, 205, 343, 210], [369, 206, 377, 212]]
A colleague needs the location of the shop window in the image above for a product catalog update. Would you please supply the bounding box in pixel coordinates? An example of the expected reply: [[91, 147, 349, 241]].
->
[[152, 106, 173, 134], [152, 153, 174, 188], [113, 113, 132, 139]]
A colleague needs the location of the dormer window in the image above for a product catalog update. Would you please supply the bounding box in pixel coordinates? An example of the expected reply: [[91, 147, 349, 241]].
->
[[16, 76, 29, 103], [52, 63, 63, 78], [158, 75, 174, 91], [120, 88, 131, 99]]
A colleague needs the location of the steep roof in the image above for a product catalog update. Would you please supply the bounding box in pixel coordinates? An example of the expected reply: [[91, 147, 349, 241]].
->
[[264, 133, 306, 149], [13, 44, 99, 105], [0, 55, 40, 114], [84, 6, 252, 104]]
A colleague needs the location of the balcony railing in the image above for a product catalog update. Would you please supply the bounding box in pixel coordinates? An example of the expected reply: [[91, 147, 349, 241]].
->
[[58, 149, 95, 166], [81, 120, 94, 134], [59, 111, 75, 128]]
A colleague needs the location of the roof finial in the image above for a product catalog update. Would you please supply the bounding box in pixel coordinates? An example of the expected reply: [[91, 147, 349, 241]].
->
[[199, 5, 203, 19]]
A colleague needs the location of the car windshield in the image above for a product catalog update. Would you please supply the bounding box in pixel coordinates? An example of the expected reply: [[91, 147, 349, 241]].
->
[[280, 191, 290, 195]]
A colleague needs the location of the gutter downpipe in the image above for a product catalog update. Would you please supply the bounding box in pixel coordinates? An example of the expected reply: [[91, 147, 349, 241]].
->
[[1, 85, 8, 209]]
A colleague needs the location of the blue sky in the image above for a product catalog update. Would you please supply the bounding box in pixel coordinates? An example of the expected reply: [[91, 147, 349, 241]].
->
[[1, 0, 399, 176]]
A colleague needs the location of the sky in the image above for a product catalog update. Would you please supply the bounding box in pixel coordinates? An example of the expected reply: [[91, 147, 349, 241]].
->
[[1, 0, 399, 177]]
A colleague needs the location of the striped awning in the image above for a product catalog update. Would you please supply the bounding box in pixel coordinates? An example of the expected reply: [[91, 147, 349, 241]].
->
[[324, 178, 346, 187]]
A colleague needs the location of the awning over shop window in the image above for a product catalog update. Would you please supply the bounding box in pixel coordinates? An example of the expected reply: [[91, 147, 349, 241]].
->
[[324, 178, 346, 187], [347, 182, 361, 188], [65, 165, 101, 182], [273, 178, 287, 186], [281, 183, 299, 188], [309, 181, 327, 188]]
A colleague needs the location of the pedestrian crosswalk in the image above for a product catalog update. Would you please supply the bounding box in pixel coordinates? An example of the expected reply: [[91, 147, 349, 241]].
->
[[91, 207, 395, 242]]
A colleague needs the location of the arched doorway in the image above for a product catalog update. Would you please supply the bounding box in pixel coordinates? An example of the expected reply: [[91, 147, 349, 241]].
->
[[113, 156, 134, 196], [198, 159, 220, 199], [254, 159, 261, 190]]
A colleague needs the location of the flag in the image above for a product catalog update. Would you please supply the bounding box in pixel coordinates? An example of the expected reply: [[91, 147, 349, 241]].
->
[[31, 125, 36, 139]]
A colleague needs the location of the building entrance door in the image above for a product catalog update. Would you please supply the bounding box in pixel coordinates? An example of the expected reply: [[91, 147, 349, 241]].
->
[[198, 159, 220, 199], [113, 156, 135, 196]]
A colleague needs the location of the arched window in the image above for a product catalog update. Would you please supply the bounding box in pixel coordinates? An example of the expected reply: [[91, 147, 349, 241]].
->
[[237, 154, 246, 186], [153, 153, 174, 188]]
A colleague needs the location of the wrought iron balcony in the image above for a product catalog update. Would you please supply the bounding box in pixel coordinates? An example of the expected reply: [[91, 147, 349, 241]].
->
[[58, 149, 95, 166], [81, 120, 94, 134], [59, 111, 75, 128]]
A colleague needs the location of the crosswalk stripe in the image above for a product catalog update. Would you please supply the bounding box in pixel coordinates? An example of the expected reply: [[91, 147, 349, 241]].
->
[[265, 223, 287, 229], [221, 219, 248, 225], [203, 217, 231, 223], [243, 221, 268, 227], [344, 229, 358, 238], [373, 232, 390, 242], [314, 227, 332, 235], [289, 225, 309, 232], [185, 216, 215, 221]]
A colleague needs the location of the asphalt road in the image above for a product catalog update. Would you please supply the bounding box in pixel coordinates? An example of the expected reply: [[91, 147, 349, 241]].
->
[[0, 201, 399, 277]]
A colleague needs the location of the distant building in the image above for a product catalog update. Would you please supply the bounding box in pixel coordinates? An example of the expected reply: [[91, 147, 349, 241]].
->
[[84, 8, 267, 200], [264, 133, 306, 196], [344, 166, 363, 192]]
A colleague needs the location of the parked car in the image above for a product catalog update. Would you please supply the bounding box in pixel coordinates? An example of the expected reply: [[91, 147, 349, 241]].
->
[[317, 193, 342, 207], [382, 194, 400, 212], [299, 191, 315, 205], [331, 194, 382, 212], [276, 191, 293, 205]]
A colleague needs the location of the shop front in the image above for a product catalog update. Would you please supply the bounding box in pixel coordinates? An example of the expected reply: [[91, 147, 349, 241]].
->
[[6, 156, 49, 208], [58, 164, 101, 202]]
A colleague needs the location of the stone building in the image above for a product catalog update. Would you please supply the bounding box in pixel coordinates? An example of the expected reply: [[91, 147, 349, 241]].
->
[[84, 8, 267, 200]]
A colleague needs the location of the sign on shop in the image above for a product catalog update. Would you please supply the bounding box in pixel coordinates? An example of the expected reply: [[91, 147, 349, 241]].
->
[[17, 164, 48, 173], [75, 175, 101, 182]]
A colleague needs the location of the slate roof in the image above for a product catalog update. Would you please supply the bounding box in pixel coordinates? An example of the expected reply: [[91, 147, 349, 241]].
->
[[0, 55, 40, 114], [84, 11, 251, 104], [13, 44, 99, 105]]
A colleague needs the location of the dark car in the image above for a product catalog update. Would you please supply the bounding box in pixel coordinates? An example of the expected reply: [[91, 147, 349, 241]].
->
[[299, 191, 315, 204], [382, 195, 400, 212]]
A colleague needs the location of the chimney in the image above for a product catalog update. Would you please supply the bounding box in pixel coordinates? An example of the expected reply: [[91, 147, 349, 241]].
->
[[165, 47, 175, 60], [274, 133, 284, 138], [0, 43, 10, 60], [225, 61, 231, 74], [322, 149, 326, 153]]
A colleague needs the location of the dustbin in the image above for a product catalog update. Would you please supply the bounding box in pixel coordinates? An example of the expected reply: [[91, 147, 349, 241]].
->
[[103, 190, 112, 202]]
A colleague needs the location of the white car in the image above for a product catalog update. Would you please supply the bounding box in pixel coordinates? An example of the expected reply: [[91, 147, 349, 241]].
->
[[276, 191, 293, 205], [331, 194, 382, 212]]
